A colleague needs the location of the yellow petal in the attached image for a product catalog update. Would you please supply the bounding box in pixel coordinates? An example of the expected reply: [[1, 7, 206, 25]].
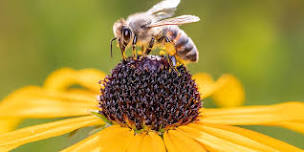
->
[[44, 68, 105, 93], [204, 124, 304, 152], [62, 126, 140, 152], [193, 73, 245, 107], [179, 124, 255, 152], [164, 129, 207, 152], [66, 89, 97, 97], [0, 87, 97, 118], [201, 102, 304, 131], [2, 86, 96, 104], [162, 130, 175, 152], [0, 99, 96, 118], [0, 116, 102, 151], [273, 121, 304, 134], [126, 133, 145, 152], [180, 123, 303, 152], [97, 125, 133, 152], [192, 73, 216, 99], [212, 74, 245, 107], [0, 119, 20, 133], [126, 131, 166, 152], [0, 87, 33, 132], [140, 132, 166, 152]]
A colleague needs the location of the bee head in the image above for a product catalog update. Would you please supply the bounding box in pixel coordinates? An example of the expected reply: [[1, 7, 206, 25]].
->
[[113, 19, 133, 53]]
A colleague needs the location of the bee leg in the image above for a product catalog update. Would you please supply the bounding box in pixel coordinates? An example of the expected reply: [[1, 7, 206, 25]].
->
[[168, 55, 178, 73], [145, 37, 155, 55], [165, 36, 171, 43], [132, 35, 137, 59], [164, 37, 178, 70], [136, 46, 144, 59], [121, 48, 127, 61], [168, 55, 176, 67], [118, 39, 127, 60]]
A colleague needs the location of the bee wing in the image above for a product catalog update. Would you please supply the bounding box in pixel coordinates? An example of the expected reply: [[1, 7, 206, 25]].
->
[[147, 0, 181, 20], [147, 15, 200, 28]]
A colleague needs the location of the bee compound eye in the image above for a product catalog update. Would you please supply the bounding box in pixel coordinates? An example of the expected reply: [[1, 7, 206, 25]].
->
[[122, 28, 132, 41]]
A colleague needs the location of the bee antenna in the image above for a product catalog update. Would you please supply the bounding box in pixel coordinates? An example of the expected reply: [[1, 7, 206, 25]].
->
[[110, 37, 117, 58]]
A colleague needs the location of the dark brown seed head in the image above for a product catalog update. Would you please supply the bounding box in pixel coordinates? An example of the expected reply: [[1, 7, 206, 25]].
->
[[98, 56, 201, 132]]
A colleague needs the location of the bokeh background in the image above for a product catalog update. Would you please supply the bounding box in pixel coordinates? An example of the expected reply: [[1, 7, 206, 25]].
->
[[1, 0, 303, 151]]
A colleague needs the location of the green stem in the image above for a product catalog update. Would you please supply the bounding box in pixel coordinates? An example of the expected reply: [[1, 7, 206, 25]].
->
[[90, 110, 112, 125]]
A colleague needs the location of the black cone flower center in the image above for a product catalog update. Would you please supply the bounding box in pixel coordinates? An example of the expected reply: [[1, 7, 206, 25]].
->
[[98, 56, 201, 132]]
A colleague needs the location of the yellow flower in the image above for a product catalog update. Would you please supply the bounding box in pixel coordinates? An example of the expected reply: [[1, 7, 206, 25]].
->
[[0, 57, 303, 152]]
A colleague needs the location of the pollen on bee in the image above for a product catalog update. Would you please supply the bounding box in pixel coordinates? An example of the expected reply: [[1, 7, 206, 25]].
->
[[137, 50, 143, 56], [164, 43, 176, 56], [159, 50, 166, 56]]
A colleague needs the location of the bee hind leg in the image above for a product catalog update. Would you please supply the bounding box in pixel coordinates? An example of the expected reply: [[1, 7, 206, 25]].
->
[[162, 37, 178, 71], [145, 37, 155, 55]]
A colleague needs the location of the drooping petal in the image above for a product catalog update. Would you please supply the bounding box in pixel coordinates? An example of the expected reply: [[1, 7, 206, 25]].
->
[[0, 87, 35, 132], [273, 121, 304, 134], [44, 68, 105, 93], [66, 89, 97, 97], [211, 74, 245, 107], [192, 73, 216, 99], [0, 116, 103, 151], [0, 99, 96, 118], [2, 86, 97, 104], [193, 73, 245, 107], [0, 87, 97, 118], [164, 129, 207, 152], [179, 123, 303, 152], [0, 119, 21, 133], [200, 102, 304, 134]]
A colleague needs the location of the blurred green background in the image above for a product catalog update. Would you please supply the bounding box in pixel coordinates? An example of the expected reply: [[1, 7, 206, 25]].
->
[[0, 0, 303, 151]]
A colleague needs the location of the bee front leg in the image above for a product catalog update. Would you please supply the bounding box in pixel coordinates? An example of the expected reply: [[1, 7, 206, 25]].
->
[[145, 37, 155, 55], [132, 35, 137, 59], [120, 48, 127, 61], [118, 39, 127, 60], [110, 37, 117, 58]]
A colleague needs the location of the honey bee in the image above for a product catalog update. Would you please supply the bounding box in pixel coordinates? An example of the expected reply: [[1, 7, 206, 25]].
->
[[111, 0, 200, 65]]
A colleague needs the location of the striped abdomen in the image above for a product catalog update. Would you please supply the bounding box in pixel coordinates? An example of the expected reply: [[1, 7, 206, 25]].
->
[[162, 26, 199, 62]]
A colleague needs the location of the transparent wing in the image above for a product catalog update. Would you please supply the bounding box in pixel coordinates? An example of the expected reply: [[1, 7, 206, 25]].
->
[[148, 15, 200, 27], [147, 0, 181, 20]]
